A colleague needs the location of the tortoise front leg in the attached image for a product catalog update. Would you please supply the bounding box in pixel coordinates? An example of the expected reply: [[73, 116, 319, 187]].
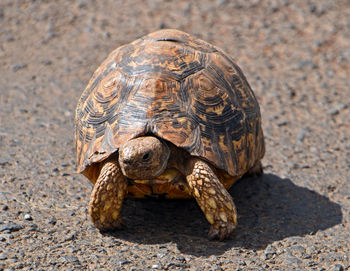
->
[[185, 158, 237, 240], [89, 157, 128, 231]]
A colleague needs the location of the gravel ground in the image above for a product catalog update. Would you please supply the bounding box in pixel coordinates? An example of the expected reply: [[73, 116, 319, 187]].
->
[[1, 0, 349, 270]]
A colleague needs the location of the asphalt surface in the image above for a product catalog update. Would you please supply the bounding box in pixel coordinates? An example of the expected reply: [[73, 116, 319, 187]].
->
[[0, 0, 349, 270]]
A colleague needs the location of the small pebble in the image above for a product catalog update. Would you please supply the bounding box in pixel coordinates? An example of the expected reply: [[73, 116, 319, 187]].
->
[[0, 253, 8, 260], [277, 120, 288, 127], [239, 260, 246, 266], [329, 108, 339, 116], [63, 233, 76, 242], [157, 253, 166, 258], [276, 248, 284, 255], [285, 257, 302, 265], [119, 260, 131, 266], [6, 36, 15, 42], [0, 223, 23, 233], [28, 224, 39, 231], [166, 262, 190, 268], [12, 63, 27, 72], [292, 163, 299, 169], [24, 214, 33, 221], [42, 59, 52, 65], [297, 129, 307, 143], [263, 245, 276, 260], [176, 256, 186, 262], [290, 245, 306, 257], [46, 218, 57, 225], [333, 264, 344, 271], [15, 263, 24, 269], [297, 60, 317, 69]]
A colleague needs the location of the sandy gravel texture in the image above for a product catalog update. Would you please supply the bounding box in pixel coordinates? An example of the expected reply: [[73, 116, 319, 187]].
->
[[0, 0, 349, 270]]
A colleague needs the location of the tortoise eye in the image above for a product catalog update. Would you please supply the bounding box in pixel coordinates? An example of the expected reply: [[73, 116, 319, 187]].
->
[[142, 152, 151, 162]]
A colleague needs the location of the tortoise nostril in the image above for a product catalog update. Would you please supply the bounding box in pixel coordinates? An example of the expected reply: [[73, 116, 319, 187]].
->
[[122, 158, 133, 164]]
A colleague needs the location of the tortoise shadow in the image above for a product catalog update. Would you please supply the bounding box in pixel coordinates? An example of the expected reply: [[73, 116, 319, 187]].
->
[[105, 173, 342, 256]]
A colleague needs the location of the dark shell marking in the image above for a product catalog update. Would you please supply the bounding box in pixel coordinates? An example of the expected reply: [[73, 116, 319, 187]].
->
[[75, 29, 265, 183]]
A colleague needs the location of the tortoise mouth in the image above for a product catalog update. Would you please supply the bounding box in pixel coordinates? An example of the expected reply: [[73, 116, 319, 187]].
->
[[120, 160, 168, 180], [155, 38, 181, 43]]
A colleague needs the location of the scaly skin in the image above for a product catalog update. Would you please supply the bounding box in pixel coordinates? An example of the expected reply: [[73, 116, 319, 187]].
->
[[89, 157, 127, 231], [185, 158, 237, 240], [246, 160, 263, 177]]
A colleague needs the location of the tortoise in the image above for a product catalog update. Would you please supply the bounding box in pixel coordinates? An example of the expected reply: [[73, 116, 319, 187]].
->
[[75, 29, 265, 240]]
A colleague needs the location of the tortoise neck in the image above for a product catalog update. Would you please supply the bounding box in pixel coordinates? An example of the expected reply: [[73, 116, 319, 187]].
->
[[167, 143, 192, 175]]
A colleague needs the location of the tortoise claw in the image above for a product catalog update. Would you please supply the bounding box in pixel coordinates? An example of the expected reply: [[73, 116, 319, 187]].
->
[[98, 216, 125, 232], [208, 223, 236, 241]]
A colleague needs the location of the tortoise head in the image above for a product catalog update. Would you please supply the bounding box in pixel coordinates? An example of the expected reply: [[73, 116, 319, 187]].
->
[[118, 136, 170, 179]]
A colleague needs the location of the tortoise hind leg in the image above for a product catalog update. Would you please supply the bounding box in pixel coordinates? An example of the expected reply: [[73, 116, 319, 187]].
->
[[185, 158, 237, 240], [89, 157, 128, 231], [245, 160, 263, 177]]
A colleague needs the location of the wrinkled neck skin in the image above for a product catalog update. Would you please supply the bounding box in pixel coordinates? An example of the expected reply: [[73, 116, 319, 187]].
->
[[167, 143, 192, 175]]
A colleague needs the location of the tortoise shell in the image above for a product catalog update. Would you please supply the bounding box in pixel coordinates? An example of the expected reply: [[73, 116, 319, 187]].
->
[[75, 29, 265, 197]]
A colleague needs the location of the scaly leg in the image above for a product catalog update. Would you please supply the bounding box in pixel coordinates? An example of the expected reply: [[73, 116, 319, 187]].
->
[[245, 160, 263, 177], [89, 157, 127, 231], [185, 159, 237, 240]]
